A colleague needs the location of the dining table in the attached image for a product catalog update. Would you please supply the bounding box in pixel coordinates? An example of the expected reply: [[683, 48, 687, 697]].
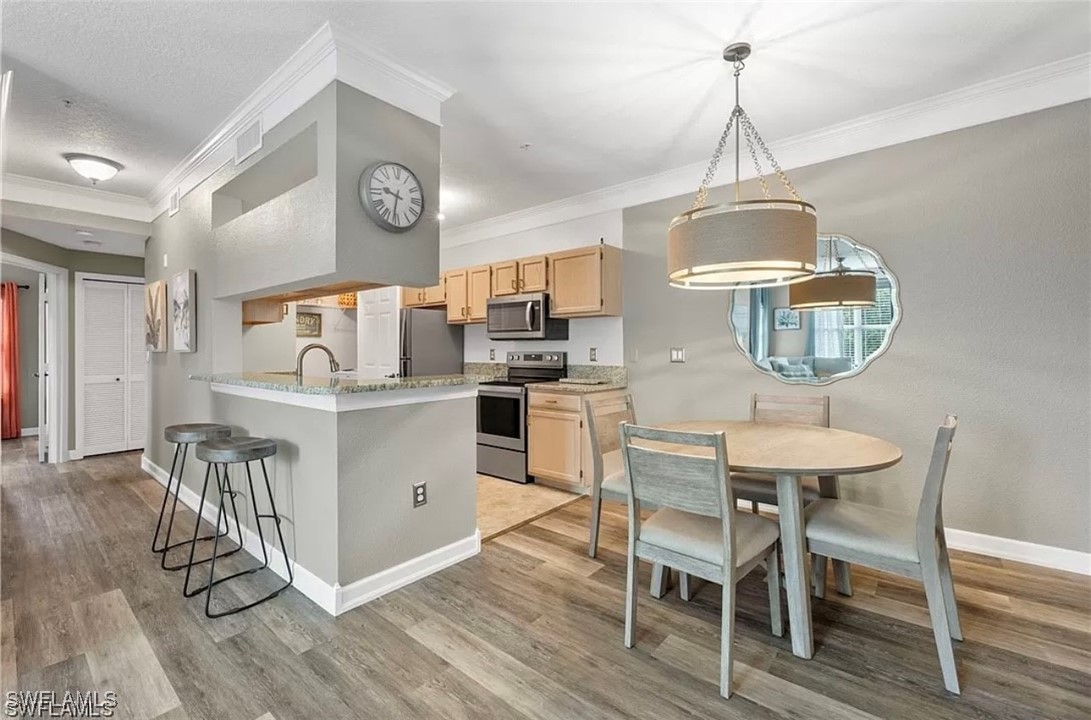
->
[[650, 420, 903, 659]]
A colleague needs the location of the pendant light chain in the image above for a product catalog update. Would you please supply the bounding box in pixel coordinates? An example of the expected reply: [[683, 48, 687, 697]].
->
[[692, 55, 803, 208]]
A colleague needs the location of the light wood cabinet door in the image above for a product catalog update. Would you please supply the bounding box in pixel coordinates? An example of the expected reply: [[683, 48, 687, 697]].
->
[[423, 281, 446, 306], [467, 265, 492, 322], [519, 256, 548, 292], [242, 298, 285, 325], [445, 270, 468, 323], [401, 286, 426, 308], [491, 261, 519, 297], [527, 408, 582, 484], [549, 246, 603, 316]]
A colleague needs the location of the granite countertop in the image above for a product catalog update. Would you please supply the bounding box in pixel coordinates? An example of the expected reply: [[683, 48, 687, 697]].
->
[[525, 380, 629, 395], [191, 372, 483, 395]]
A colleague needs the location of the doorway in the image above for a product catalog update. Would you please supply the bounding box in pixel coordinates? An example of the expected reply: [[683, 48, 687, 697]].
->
[[0, 253, 68, 463]]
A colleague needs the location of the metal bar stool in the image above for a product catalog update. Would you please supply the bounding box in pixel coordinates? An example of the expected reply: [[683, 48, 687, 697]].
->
[[183, 436, 293, 618], [153, 423, 243, 571]]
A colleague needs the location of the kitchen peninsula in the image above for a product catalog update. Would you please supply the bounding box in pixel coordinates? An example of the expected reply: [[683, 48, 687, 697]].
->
[[187, 371, 479, 615]]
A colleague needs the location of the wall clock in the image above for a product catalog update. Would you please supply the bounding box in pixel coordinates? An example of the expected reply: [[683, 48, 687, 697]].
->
[[358, 161, 424, 233]]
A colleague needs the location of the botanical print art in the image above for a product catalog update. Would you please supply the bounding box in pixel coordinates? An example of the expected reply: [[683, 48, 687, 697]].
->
[[171, 270, 196, 352], [145, 280, 166, 352]]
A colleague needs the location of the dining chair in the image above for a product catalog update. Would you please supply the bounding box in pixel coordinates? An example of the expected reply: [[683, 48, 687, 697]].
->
[[733, 393, 830, 513], [803, 415, 963, 694], [618, 422, 783, 699], [585, 393, 637, 559]]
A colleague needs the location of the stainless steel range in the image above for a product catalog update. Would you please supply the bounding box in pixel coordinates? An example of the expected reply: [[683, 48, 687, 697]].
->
[[477, 351, 566, 483]]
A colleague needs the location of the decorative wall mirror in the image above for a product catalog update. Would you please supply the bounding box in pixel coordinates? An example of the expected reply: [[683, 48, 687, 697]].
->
[[728, 234, 901, 385]]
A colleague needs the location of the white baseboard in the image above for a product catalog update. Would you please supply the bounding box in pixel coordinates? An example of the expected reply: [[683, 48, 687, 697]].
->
[[337, 530, 481, 615], [738, 499, 1091, 576], [140, 455, 482, 614], [20, 427, 38, 437]]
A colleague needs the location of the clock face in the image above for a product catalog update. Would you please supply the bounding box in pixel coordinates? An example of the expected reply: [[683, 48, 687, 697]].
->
[[359, 162, 424, 233]]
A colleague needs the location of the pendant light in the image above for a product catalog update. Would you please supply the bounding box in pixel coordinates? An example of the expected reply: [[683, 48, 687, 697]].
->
[[668, 43, 817, 290], [790, 236, 877, 310]]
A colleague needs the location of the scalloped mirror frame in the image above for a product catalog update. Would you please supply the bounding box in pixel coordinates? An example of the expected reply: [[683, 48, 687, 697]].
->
[[728, 234, 902, 386]]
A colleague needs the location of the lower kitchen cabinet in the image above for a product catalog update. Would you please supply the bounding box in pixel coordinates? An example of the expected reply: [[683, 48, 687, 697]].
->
[[527, 389, 626, 492]]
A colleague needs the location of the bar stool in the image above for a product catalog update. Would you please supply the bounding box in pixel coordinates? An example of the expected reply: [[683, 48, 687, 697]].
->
[[153, 423, 242, 571], [183, 436, 293, 618]]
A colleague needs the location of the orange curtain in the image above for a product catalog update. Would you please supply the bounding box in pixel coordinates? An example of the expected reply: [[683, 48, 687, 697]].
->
[[1, 282, 19, 439]]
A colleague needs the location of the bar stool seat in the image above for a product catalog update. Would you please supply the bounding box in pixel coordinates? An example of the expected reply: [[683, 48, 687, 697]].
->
[[165, 423, 232, 445], [196, 437, 276, 464], [185, 435, 292, 618], [153, 423, 238, 572]]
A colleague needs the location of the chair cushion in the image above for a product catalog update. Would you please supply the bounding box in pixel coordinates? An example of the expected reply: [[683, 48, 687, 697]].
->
[[731, 473, 820, 506], [196, 436, 277, 464], [804, 499, 919, 563], [600, 450, 628, 495], [165, 423, 231, 444], [640, 508, 779, 569]]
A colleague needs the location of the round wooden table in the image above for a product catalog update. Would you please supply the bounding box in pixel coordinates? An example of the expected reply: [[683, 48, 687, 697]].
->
[[653, 420, 902, 659]]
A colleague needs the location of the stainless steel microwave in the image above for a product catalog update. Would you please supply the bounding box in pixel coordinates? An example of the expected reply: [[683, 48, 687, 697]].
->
[[486, 293, 569, 340]]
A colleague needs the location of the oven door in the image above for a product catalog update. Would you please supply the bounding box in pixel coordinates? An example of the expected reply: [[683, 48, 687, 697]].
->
[[487, 294, 545, 340], [477, 386, 526, 451]]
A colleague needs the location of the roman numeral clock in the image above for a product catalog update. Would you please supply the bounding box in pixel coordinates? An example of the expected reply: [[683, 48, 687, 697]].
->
[[358, 161, 425, 233]]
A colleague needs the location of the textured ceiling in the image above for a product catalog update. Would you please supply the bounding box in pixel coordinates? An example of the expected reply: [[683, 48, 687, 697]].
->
[[2, 1, 1089, 227]]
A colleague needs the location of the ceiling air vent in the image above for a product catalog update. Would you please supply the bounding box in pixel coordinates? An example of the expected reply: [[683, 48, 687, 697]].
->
[[234, 117, 263, 165], [168, 188, 180, 217]]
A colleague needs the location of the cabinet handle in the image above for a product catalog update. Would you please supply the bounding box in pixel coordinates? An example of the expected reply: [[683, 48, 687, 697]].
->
[[518, 278, 525, 290], [419, 290, 424, 302], [545, 399, 557, 404], [511, 279, 516, 290]]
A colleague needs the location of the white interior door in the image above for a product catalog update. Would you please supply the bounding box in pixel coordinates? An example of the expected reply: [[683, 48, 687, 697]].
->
[[79, 280, 128, 456], [357, 287, 400, 378], [127, 285, 146, 451], [36, 272, 48, 463]]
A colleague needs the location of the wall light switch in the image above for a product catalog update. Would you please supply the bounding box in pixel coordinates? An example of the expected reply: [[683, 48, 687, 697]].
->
[[162, 253, 168, 268], [589, 347, 597, 362], [670, 347, 687, 363], [489, 348, 495, 361], [629, 349, 639, 363]]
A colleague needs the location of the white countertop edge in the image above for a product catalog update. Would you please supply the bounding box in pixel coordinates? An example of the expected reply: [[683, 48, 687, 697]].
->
[[209, 382, 478, 412]]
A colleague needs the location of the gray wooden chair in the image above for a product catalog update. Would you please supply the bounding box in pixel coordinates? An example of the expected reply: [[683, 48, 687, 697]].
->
[[585, 393, 637, 559], [618, 422, 783, 699], [732, 393, 830, 512], [804, 415, 963, 694]]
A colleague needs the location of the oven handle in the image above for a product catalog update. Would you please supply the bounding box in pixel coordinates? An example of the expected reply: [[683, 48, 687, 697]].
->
[[479, 385, 525, 397], [525, 301, 534, 331]]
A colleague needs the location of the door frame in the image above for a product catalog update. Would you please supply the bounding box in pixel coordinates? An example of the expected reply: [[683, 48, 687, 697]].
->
[[1, 253, 68, 463], [74, 272, 144, 459]]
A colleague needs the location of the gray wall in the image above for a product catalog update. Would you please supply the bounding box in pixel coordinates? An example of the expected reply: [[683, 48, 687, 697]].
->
[[0, 263, 39, 430], [623, 100, 1090, 553], [2, 229, 145, 449], [337, 396, 476, 585]]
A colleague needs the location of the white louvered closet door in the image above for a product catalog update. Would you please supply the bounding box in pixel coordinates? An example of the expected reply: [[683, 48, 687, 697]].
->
[[80, 281, 129, 455], [127, 285, 146, 451]]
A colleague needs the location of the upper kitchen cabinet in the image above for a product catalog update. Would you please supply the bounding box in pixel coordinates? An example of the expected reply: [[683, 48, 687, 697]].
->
[[492, 256, 548, 296], [445, 265, 492, 323], [548, 244, 622, 317], [402, 280, 445, 308]]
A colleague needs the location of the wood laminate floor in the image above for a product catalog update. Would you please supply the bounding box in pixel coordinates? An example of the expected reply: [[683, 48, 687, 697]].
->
[[2, 437, 1089, 719]]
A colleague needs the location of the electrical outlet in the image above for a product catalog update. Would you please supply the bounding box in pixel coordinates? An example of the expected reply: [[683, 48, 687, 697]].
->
[[670, 347, 687, 363], [413, 482, 427, 508], [589, 347, 597, 362], [629, 348, 639, 363], [489, 348, 495, 361]]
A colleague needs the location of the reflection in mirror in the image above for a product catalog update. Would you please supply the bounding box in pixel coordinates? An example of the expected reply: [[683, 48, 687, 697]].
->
[[728, 234, 900, 385]]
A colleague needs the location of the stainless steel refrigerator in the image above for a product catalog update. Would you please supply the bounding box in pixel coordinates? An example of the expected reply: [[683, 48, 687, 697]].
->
[[399, 307, 464, 377]]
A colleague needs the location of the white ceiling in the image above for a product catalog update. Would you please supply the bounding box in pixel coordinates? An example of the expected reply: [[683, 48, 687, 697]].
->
[[2, 1, 1089, 228], [2, 216, 147, 257]]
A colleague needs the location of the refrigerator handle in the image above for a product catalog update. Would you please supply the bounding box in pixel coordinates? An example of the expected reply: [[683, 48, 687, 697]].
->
[[400, 310, 410, 359], [401, 358, 411, 378]]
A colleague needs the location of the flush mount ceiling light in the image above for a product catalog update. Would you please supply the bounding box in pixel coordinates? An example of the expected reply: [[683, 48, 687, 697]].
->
[[63, 153, 123, 184], [790, 236, 877, 310], [668, 42, 817, 290]]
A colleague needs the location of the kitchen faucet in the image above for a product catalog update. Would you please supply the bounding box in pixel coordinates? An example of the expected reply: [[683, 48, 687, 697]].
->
[[296, 343, 340, 381]]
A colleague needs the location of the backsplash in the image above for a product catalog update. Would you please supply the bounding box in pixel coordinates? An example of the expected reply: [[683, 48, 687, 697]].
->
[[464, 362, 626, 385]]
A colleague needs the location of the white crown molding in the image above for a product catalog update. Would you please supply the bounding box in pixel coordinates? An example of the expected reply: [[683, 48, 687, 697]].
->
[[147, 21, 454, 218], [1, 173, 155, 223], [441, 51, 1091, 247]]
